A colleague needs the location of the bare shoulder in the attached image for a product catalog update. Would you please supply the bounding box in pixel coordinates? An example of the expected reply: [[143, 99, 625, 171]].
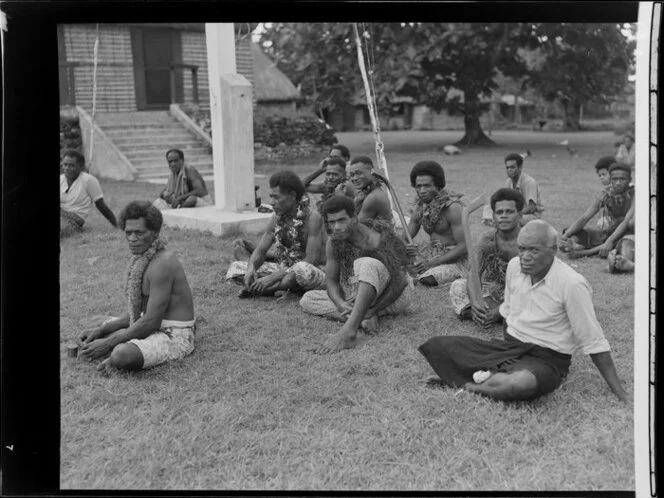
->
[[146, 249, 181, 279], [476, 230, 495, 248], [446, 202, 463, 221]]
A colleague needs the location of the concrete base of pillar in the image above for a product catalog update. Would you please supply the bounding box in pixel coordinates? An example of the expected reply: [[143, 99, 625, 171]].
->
[[161, 207, 272, 237]]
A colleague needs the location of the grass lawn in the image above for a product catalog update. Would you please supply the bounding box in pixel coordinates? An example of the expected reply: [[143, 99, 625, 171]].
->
[[60, 130, 634, 491]]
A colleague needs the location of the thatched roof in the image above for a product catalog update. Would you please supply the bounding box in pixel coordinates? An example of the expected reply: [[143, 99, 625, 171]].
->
[[251, 43, 301, 102]]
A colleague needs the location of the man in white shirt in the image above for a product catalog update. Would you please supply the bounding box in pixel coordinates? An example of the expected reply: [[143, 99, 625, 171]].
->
[[419, 220, 629, 403], [60, 150, 117, 237]]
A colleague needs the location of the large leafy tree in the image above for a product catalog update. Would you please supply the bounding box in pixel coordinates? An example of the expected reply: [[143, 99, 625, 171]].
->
[[523, 23, 635, 130], [258, 22, 633, 143], [260, 22, 534, 146]]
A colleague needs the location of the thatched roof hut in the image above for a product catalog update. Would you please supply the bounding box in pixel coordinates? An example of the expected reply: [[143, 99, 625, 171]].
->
[[251, 43, 301, 103]]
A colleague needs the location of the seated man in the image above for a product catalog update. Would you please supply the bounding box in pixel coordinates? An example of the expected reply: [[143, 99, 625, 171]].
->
[[560, 164, 634, 258], [300, 196, 414, 354], [594, 156, 614, 188], [301, 156, 355, 212], [226, 171, 326, 298], [348, 155, 394, 227], [615, 133, 635, 171], [419, 220, 630, 403], [303, 143, 351, 192], [60, 149, 117, 237], [153, 149, 212, 210], [503, 152, 544, 224], [405, 161, 468, 286], [450, 188, 524, 326], [78, 201, 196, 374]]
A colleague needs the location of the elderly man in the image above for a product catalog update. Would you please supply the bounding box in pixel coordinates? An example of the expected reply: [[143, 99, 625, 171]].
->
[[226, 171, 326, 298], [78, 201, 196, 374], [60, 149, 117, 237], [449, 188, 524, 326], [300, 196, 414, 354], [405, 161, 468, 286], [153, 149, 212, 210], [560, 164, 634, 258], [419, 220, 629, 403]]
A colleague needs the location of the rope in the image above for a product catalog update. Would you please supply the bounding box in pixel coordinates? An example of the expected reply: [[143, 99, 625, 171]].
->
[[353, 23, 388, 180], [88, 23, 100, 168]]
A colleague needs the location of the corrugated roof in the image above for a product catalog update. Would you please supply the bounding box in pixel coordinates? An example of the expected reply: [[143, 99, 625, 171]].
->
[[251, 43, 301, 102]]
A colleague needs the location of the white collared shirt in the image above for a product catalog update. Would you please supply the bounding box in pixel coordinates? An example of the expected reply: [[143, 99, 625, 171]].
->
[[60, 172, 104, 218], [499, 256, 610, 355]]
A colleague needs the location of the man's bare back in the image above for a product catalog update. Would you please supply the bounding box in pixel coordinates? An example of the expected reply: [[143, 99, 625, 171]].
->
[[142, 249, 194, 323]]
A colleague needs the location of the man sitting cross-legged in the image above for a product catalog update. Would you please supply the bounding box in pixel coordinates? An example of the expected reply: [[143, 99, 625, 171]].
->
[[503, 152, 544, 224], [78, 201, 197, 374], [300, 196, 414, 354], [348, 155, 394, 226], [153, 149, 212, 210], [301, 156, 356, 212], [449, 188, 524, 327], [225, 171, 326, 298], [60, 149, 117, 237], [560, 163, 634, 258], [404, 161, 468, 286], [419, 220, 630, 403]]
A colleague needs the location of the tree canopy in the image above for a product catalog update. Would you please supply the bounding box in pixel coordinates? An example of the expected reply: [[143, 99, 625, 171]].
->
[[258, 22, 634, 143]]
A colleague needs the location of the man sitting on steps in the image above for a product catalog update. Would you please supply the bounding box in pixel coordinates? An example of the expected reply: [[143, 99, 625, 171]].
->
[[153, 149, 212, 210]]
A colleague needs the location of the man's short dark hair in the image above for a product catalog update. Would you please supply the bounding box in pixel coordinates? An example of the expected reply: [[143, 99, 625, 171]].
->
[[269, 170, 305, 201], [119, 201, 164, 233], [326, 157, 347, 171], [321, 195, 355, 220], [166, 149, 185, 160], [595, 156, 617, 172], [609, 163, 632, 177], [490, 188, 525, 213], [62, 149, 85, 168], [504, 153, 524, 167], [410, 161, 446, 189], [330, 144, 351, 161], [350, 155, 373, 168]]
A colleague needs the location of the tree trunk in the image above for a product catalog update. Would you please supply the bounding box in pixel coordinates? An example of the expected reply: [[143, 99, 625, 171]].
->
[[562, 100, 582, 131], [454, 96, 496, 147]]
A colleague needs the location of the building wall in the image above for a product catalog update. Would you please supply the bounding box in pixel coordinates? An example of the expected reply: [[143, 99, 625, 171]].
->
[[180, 32, 255, 109], [62, 24, 256, 112], [62, 24, 137, 112]]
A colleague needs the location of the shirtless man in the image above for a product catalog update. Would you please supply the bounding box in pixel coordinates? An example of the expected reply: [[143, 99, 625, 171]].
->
[[301, 143, 352, 197], [348, 156, 394, 227], [301, 156, 355, 212], [405, 161, 468, 286], [450, 188, 524, 327], [560, 164, 634, 258], [226, 170, 326, 298], [78, 201, 196, 373], [300, 196, 413, 354]]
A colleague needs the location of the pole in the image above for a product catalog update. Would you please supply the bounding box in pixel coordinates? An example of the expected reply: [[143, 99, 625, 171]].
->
[[88, 24, 100, 168]]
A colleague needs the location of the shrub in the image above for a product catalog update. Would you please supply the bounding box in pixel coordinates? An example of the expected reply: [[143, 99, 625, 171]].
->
[[179, 104, 337, 149]]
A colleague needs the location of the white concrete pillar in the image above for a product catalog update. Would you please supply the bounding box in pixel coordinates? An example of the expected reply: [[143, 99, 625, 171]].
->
[[205, 23, 255, 212]]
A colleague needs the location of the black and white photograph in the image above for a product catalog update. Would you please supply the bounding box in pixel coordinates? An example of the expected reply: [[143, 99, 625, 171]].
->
[[0, 1, 657, 494]]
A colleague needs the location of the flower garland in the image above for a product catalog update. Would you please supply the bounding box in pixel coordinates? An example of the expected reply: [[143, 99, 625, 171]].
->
[[413, 189, 464, 234], [125, 237, 166, 324], [274, 195, 310, 267]]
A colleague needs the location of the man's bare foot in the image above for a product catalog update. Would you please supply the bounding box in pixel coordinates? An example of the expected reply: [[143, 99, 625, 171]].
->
[[315, 326, 358, 354], [97, 358, 116, 376], [608, 250, 618, 272], [614, 254, 635, 272], [360, 315, 379, 335]]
